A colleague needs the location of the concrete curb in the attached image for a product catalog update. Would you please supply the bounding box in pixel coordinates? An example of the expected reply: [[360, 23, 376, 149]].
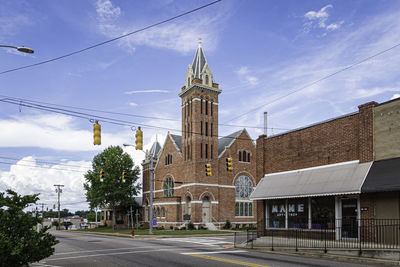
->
[[249, 248, 400, 266]]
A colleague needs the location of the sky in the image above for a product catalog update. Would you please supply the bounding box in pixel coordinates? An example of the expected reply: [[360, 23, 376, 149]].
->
[[1, 0, 399, 212]]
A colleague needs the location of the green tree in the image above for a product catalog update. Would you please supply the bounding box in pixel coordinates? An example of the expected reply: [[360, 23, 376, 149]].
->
[[83, 146, 141, 228], [0, 190, 58, 265]]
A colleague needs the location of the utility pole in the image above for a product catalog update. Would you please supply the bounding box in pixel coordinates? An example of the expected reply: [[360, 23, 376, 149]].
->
[[37, 203, 45, 229], [54, 184, 64, 230], [149, 153, 154, 235]]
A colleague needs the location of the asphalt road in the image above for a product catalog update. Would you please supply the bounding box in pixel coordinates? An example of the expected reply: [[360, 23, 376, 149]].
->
[[33, 231, 382, 267]]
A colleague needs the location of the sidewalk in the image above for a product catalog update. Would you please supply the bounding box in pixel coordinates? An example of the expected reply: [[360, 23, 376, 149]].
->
[[251, 247, 400, 266]]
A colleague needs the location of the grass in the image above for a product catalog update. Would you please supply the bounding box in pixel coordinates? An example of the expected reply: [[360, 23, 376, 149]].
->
[[75, 227, 235, 236]]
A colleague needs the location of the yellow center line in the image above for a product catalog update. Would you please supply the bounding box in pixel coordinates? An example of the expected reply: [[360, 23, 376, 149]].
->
[[187, 254, 270, 267]]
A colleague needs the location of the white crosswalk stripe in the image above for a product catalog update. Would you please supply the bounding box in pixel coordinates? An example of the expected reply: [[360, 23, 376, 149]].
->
[[156, 237, 232, 247]]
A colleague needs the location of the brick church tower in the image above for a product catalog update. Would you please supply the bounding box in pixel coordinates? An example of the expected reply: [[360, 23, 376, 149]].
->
[[142, 41, 256, 229]]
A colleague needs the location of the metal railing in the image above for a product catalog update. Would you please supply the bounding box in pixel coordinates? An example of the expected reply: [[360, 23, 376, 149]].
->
[[234, 219, 400, 254]]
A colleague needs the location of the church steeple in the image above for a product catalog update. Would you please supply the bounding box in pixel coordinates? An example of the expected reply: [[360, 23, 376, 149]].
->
[[184, 39, 214, 88]]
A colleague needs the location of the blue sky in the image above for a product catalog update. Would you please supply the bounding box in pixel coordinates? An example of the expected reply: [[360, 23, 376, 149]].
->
[[1, 0, 399, 211]]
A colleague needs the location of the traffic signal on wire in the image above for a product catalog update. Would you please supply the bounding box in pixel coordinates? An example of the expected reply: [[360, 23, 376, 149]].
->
[[205, 163, 212, 176], [122, 171, 126, 183], [93, 120, 101, 145], [226, 157, 233, 171], [135, 127, 143, 150], [100, 169, 104, 182]]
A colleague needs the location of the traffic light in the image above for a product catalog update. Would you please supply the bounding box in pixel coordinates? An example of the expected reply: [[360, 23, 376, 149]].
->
[[122, 171, 126, 183], [100, 169, 104, 182], [135, 127, 143, 150], [226, 157, 233, 171], [93, 120, 101, 145], [205, 163, 212, 176]]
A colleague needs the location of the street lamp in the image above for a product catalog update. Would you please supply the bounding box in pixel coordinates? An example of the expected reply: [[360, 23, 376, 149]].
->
[[0, 45, 34, 54], [123, 143, 155, 235]]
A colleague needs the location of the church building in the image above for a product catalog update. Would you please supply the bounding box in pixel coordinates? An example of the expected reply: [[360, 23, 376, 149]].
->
[[142, 42, 256, 229]]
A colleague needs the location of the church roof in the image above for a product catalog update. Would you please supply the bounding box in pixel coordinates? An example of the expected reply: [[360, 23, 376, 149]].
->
[[170, 134, 182, 152], [192, 41, 207, 79], [218, 130, 242, 156], [149, 141, 162, 157]]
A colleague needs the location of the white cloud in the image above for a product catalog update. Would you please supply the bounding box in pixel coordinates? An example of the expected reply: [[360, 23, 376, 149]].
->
[[129, 102, 138, 107], [304, 4, 342, 32], [0, 114, 127, 151], [124, 90, 169, 94], [95, 0, 121, 21], [391, 94, 400, 100], [236, 66, 259, 86], [0, 156, 91, 211], [93, 0, 229, 53], [354, 87, 400, 99]]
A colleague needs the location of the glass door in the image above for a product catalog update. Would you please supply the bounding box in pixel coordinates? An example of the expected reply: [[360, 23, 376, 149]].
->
[[341, 198, 358, 239]]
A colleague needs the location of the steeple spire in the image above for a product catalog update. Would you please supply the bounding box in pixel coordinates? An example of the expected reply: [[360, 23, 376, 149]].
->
[[192, 38, 208, 79]]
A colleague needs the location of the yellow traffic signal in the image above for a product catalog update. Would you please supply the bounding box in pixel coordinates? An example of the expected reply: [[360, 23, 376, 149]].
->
[[135, 127, 143, 150], [226, 157, 233, 172], [93, 120, 101, 145], [122, 171, 126, 183], [100, 169, 104, 182], [205, 163, 212, 176]]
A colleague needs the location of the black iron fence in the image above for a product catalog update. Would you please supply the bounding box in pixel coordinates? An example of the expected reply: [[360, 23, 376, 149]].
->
[[234, 219, 400, 253]]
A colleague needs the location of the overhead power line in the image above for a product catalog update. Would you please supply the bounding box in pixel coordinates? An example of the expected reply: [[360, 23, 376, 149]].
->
[[225, 42, 400, 123], [0, 98, 266, 141], [0, 0, 222, 75], [0, 94, 289, 130], [0, 156, 90, 169], [0, 161, 88, 173]]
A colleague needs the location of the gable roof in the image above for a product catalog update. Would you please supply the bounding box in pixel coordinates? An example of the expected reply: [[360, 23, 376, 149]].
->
[[149, 141, 162, 157], [170, 134, 182, 152], [218, 130, 242, 156]]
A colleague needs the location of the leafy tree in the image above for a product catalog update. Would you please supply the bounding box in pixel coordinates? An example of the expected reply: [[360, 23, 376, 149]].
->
[[83, 146, 141, 228], [0, 190, 58, 265]]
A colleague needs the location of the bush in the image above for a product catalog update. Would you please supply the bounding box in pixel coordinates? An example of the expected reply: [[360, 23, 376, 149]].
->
[[187, 221, 195, 230], [223, 220, 232, 229], [170, 225, 173, 230]]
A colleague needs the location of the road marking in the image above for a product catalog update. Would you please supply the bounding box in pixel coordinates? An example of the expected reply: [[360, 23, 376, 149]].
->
[[158, 237, 231, 247], [187, 254, 270, 267], [181, 250, 246, 255], [47, 248, 191, 261], [32, 263, 61, 267], [54, 245, 163, 255]]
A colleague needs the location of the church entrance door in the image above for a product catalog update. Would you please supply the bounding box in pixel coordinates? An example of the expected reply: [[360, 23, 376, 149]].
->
[[202, 196, 211, 223]]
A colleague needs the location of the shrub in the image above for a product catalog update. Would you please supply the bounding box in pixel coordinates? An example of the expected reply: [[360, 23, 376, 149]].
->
[[187, 221, 195, 230], [170, 225, 173, 230], [223, 220, 232, 229]]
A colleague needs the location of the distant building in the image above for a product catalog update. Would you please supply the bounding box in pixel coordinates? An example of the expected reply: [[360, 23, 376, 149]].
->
[[142, 42, 256, 229]]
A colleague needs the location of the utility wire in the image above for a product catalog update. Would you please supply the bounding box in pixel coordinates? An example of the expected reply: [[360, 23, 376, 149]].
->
[[225, 42, 400, 123], [0, 94, 289, 130], [0, 0, 222, 75], [0, 156, 90, 169], [0, 161, 88, 173], [0, 98, 263, 141]]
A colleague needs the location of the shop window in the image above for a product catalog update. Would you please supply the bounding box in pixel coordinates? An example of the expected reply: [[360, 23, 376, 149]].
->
[[287, 199, 308, 229], [311, 197, 335, 229], [235, 176, 253, 217], [269, 200, 286, 228], [163, 177, 174, 197]]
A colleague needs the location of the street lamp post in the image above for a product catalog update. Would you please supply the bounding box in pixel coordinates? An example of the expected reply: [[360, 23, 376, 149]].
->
[[123, 143, 155, 235], [0, 45, 34, 54]]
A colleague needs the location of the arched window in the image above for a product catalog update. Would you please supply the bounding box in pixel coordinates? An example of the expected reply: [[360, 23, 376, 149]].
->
[[235, 176, 253, 217], [243, 151, 247, 162], [205, 75, 209, 85], [238, 151, 242, 161], [157, 208, 160, 217], [188, 77, 190, 86], [161, 207, 166, 218], [248, 154, 251, 162], [186, 197, 191, 215], [163, 177, 174, 197]]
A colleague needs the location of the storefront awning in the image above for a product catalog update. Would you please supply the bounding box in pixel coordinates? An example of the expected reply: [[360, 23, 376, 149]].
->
[[250, 160, 372, 200], [361, 157, 400, 192]]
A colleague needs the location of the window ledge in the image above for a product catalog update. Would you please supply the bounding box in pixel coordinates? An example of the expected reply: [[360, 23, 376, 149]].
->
[[235, 216, 254, 218], [266, 227, 336, 232]]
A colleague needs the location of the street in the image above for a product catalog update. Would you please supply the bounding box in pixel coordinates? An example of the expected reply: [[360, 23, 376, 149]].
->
[[33, 232, 382, 267]]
